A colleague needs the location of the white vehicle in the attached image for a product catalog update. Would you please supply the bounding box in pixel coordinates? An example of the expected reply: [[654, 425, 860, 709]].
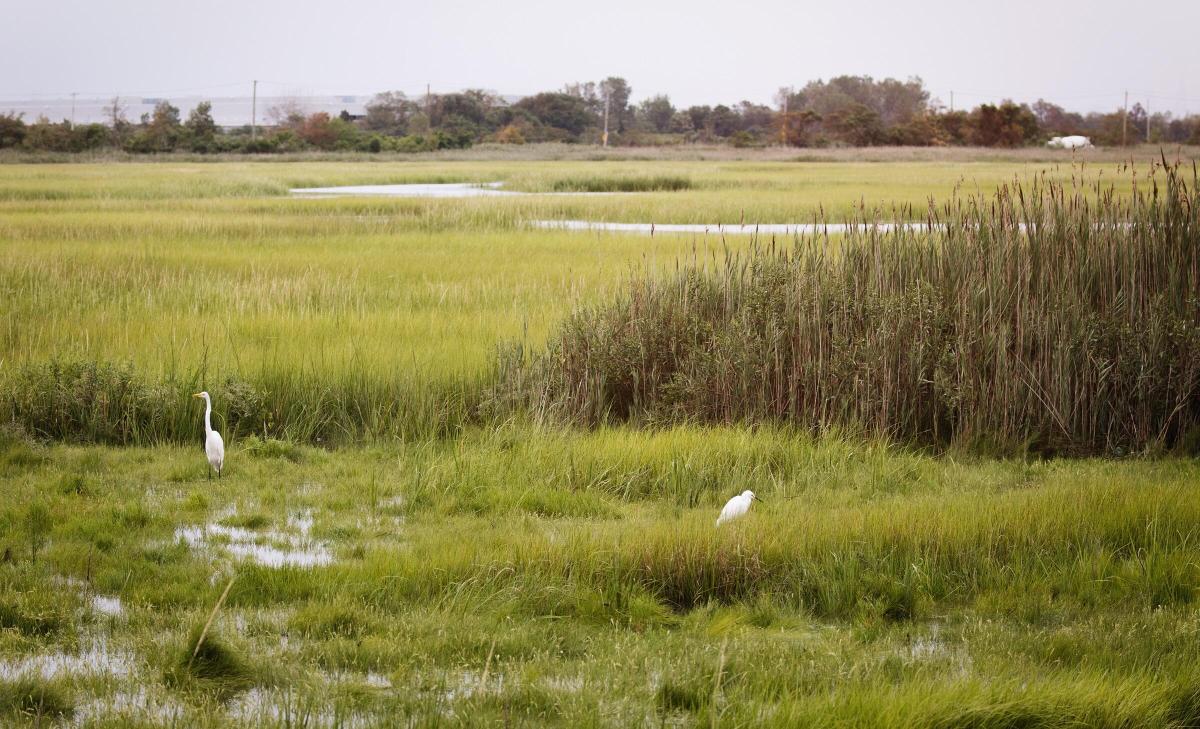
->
[[1046, 135, 1093, 149]]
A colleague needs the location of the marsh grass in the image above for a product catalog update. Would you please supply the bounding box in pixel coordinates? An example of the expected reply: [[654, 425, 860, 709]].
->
[[545, 174, 692, 192], [508, 160, 1200, 455], [2, 157, 1200, 725], [2, 158, 1185, 450], [0, 435, 1198, 725], [0, 676, 73, 723], [164, 624, 258, 700]]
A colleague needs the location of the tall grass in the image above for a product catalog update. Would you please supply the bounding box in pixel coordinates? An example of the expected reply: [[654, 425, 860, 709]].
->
[[1, 360, 476, 444], [504, 160, 1200, 455]]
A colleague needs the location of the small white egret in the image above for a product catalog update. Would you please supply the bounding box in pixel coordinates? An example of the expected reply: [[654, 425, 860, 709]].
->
[[716, 490, 762, 526], [193, 392, 225, 479]]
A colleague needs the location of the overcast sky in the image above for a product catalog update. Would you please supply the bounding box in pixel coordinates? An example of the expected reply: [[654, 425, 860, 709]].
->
[[3, 0, 1198, 114]]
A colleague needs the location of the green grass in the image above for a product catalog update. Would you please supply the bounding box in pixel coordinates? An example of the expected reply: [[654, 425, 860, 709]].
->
[[0, 430, 1198, 725], [1, 154, 1199, 725], [0, 158, 1155, 443]]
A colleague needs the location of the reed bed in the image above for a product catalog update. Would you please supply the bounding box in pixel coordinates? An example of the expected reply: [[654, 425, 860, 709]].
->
[[507, 160, 1200, 455]]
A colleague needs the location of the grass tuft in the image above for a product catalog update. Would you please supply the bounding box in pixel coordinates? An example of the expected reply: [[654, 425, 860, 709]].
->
[[0, 677, 73, 722], [165, 624, 257, 698]]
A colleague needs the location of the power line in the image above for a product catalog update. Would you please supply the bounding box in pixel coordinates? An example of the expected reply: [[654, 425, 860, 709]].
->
[[0, 81, 252, 100]]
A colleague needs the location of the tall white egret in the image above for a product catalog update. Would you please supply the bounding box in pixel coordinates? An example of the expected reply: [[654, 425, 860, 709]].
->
[[193, 392, 225, 479], [716, 490, 762, 526]]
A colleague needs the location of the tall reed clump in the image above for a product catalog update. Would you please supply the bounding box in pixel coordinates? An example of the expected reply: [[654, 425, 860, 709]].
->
[[501, 160, 1200, 455]]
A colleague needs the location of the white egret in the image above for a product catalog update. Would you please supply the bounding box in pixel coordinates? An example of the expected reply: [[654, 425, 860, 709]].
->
[[716, 490, 762, 526], [193, 392, 225, 479]]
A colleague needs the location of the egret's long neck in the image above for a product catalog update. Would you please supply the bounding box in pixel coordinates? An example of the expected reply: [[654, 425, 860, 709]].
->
[[203, 398, 213, 435]]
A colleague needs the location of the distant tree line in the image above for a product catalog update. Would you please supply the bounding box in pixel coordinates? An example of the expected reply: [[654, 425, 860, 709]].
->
[[2, 76, 1198, 154]]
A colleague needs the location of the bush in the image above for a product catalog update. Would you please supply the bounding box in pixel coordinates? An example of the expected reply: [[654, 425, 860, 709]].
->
[[0, 112, 26, 148], [494, 124, 526, 144]]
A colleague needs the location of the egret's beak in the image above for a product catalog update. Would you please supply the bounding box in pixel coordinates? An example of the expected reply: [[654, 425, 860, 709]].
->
[[754, 495, 766, 503], [192, 393, 202, 398]]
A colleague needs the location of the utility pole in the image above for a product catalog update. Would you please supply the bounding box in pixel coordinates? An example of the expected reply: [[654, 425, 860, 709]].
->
[[251, 80, 258, 141], [425, 83, 431, 116], [780, 93, 788, 146], [949, 90, 954, 113], [1146, 98, 1151, 142], [1121, 90, 1128, 147], [602, 88, 610, 147], [70, 92, 77, 127]]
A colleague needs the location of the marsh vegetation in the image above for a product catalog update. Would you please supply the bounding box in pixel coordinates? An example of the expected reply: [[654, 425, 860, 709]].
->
[[1, 154, 1198, 726]]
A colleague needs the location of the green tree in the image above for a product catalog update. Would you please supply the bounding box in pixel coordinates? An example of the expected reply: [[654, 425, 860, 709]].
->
[[935, 110, 971, 145], [601, 77, 632, 133], [1032, 99, 1085, 135], [827, 103, 885, 145], [104, 96, 132, 144], [774, 110, 822, 146], [736, 101, 774, 136], [0, 112, 26, 148], [513, 93, 595, 137], [185, 101, 218, 151], [563, 81, 602, 116], [668, 111, 695, 135], [708, 105, 739, 137], [430, 92, 491, 129], [638, 95, 675, 132], [969, 101, 1039, 147], [784, 75, 930, 146], [146, 100, 182, 151], [364, 91, 416, 135], [298, 112, 338, 149], [685, 106, 712, 137], [24, 116, 77, 151]]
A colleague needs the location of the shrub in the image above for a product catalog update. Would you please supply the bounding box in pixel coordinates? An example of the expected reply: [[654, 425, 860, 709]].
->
[[0, 112, 26, 148], [494, 124, 527, 144]]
